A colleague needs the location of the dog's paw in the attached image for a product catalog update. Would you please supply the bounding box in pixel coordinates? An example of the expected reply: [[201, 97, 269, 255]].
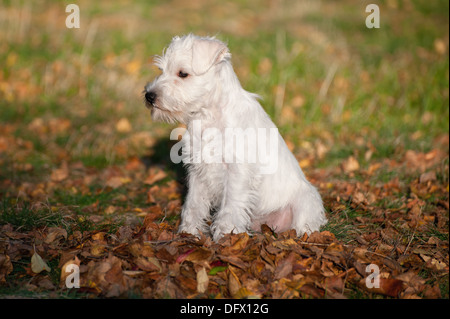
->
[[178, 218, 210, 238], [211, 219, 247, 242], [178, 224, 201, 238]]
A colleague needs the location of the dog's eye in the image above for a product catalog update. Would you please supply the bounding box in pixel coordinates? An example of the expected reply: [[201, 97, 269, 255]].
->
[[178, 70, 189, 78]]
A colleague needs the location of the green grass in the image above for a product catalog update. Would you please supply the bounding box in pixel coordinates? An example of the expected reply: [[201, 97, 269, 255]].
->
[[0, 198, 66, 231]]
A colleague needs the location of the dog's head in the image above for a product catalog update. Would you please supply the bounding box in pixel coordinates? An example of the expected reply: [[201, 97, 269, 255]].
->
[[144, 34, 231, 124]]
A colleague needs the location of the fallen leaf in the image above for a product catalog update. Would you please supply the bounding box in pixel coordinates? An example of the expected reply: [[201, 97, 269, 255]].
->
[[434, 38, 447, 55], [228, 266, 241, 297], [104, 205, 118, 215], [299, 159, 311, 168], [31, 251, 51, 274], [116, 118, 132, 133], [45, 227, 67, 244], [106, 176, 131, 189], [342, 156, 360, 173], [307, 231, 336, 244], [353, 192, 366, 205], [360, 277, 404, 297], [50, 162, 69, 182], [155, 277, 185, 298], [420, 254, 448, 271], [274, 252, 295, 279], [135, 256, 162, 272], [221, 232, 250, 255], [209, 265, 227, 275], [48, 118, 71, 134], [367, 162, 382, 175], [419, 171, 436, 183], [0, 255, 13, 283], [299, 283, 324, 298], [90, 244, 107, 257], [144, 168, 167, 185], [36, 276, 56, 290], [196, 267, 209, 293], [423, 284, 442, 299], [323, 275, 345, 294], [185, 247, 213, 268]]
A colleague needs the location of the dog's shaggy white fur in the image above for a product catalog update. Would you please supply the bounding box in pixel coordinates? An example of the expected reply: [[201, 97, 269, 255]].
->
[[144, 34, 327, 241]]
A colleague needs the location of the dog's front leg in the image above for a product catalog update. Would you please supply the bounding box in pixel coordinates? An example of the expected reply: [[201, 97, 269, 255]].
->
[[211, 164, 258, 241], [178, 171, 212, 237]]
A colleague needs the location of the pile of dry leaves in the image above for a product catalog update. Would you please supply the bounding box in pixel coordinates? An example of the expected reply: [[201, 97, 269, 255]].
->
[[0, 209, 447, 298], [0, 142, 448, 299]]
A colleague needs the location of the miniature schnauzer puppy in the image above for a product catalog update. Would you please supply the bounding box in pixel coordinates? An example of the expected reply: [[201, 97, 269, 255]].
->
[[144, 34, 327, 241]]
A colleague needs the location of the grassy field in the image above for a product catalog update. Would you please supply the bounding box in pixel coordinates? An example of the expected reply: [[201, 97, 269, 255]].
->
[[0, 0, 448, 299]]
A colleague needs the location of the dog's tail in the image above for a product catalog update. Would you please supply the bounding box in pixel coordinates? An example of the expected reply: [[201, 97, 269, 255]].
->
[[291, 181, 328, 236]]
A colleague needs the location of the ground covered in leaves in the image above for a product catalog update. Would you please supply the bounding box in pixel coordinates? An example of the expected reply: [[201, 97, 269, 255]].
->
[[0, 148, 448, 299], [0, 0, 449, 299]]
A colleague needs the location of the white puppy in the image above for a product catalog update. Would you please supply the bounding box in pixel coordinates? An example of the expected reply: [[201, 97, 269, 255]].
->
[[144, 34, 327, 241]]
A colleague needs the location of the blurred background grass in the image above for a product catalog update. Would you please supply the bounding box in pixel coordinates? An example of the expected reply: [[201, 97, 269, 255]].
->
[[0, 0, 448, 177]]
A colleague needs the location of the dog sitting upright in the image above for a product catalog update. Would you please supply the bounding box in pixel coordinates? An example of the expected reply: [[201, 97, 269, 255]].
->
[[144, 34, 327, 241]]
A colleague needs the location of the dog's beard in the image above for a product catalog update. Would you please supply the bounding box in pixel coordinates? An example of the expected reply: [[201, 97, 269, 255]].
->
[[150, 103, 189, 124], [149, 93, 204, 125]]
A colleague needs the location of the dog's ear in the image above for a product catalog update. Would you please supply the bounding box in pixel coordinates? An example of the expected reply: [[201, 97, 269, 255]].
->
[[192, 39, 229, 76]]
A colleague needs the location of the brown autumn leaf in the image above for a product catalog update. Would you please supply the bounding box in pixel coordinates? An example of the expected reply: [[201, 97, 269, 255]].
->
[[396, 271, 426, 297], [116, 117, 132, 133], [342, 156, 360, 173], [106, 176, 131, 189], [422, 284, 442, 299], [320, 259, 339, 277], [221, 232, 250, 255], [48, 118, 71, 134], [90, 244, 107, 257], [35, 276, 56, 290], [419, 171, 436, 183], [185, 247, 213, 268], [125, 156, 145, 171], [129, 242, 154, 258], [218, 254, 248, 270], [299, 283, 324, 298], [323, 275, 345, 295], [306, 231, 336, 244], [155, 277, 185, 298], [433, 38, 447, 54], [274, 252, 296, 280], [144, 167, 167, 185], [352, 191, 367, 205], [420, 254, 448, 272], [104, 205, 118, 215], [85, 254, 128, 297], [135, 256, 162, 272], [91, 232, 107, 243], [228, 265, 241, 297], [44, 227, 68, 244], [50, 162, 69, 182], [359, 277, 404, 297], [0, 254, 13, 283], [366, 162, 382, 175]]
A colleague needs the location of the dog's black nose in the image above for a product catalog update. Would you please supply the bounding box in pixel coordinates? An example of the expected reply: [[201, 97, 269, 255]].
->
[[145, 91, 157, 104]]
